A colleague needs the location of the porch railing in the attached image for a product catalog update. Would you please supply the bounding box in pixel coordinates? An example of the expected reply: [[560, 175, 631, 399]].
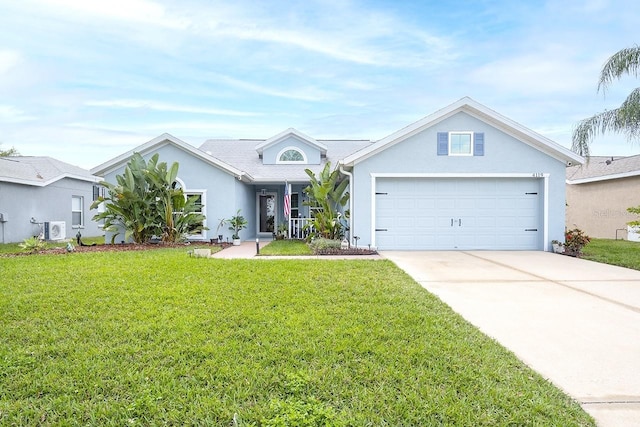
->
[[289, 217, 314, 240]]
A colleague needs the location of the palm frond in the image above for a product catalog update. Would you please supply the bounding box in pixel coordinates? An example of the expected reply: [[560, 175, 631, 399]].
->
[[598, 45, 640, 93], [572, 87, 640, 156]]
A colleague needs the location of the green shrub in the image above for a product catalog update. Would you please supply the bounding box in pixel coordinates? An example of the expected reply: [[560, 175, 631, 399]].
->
[[18, 236, 47, 253], [308, 238, 341, 254]]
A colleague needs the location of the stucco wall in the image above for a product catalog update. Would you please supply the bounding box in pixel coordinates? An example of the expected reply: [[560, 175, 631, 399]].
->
[[101, 144, 240, 243], [350, 111, 568, 249], [566, 175, 640, 239], [0, 178, 102, 243]]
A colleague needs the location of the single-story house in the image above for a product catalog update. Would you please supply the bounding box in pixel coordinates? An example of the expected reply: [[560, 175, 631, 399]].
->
[[0, 156, 103, 243], [92, 97, 583, 251], [566, 154, 640, 239]]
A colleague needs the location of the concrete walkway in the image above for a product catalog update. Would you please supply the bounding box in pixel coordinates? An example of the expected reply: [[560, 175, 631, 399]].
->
[[381, 250, 640, 427]]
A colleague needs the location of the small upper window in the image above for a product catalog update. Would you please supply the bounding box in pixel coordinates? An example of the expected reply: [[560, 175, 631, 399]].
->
[[449, 132, 473, 155], [277, 147, 307, 163]]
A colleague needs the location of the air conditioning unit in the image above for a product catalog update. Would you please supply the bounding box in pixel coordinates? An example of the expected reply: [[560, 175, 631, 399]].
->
[[44, 221, 66, 240]]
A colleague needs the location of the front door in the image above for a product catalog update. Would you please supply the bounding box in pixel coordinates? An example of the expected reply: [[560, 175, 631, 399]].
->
[[257, 193, 276, 235]]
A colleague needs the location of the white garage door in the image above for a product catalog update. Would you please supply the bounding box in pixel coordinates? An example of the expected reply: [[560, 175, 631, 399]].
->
[[375, 178, 542, 250]]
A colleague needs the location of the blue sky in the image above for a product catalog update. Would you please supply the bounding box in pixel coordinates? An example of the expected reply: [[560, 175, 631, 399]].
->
[[1, 0, 638, 168]]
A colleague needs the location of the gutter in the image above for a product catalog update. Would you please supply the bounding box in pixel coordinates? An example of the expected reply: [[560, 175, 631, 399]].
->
[[338, 162, 354, 246]]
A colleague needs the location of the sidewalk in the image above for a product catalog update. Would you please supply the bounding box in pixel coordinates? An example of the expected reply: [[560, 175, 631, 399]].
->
[[210, 241, 382, 260]]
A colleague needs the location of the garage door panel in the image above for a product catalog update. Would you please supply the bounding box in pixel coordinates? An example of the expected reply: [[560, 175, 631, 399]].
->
[[375, 177, 541, 250]]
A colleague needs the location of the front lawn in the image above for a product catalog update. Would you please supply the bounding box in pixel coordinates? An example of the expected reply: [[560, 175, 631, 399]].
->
[[582, 238, 640, 270], [0, 250, 594, 425], [259, 239, 312, 256]]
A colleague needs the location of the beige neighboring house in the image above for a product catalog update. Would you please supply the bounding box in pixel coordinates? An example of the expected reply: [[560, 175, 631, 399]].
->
[[566, 155, 640, 239]]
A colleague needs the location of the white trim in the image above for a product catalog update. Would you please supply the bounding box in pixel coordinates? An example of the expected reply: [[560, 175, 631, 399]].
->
[[371, 172, 544, 178], [1, 173, 101, 187], [256, 191, 278, 236], [342, 97, 584, 166], [255, 128, 328, 155], [370, 172, 549, 250], [567, 169, 640, 184], [543, 175, 549, 251], [91, 133, 251, 181], [276, 146, 308, 164], [184, 189, 207, 240], [448, 131, 474, 156]]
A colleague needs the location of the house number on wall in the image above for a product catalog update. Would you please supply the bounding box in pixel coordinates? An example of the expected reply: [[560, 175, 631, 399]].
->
[[532, 172, 544, 177]]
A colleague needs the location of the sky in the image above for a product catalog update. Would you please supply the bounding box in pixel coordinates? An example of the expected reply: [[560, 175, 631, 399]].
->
[[1, 0, 639, 169]]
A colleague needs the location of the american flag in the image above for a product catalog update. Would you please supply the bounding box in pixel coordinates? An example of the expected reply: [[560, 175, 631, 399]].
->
[[283, 183, 291, 219]]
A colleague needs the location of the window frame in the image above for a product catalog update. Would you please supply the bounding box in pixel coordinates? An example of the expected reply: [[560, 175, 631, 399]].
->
[[448, 131, 474, 156], [184, 190, 206, 239], [71, 195, 84, 228], [276, 146, 307, 164]]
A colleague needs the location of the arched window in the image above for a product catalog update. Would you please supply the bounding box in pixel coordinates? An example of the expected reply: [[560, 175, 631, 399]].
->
[[277, 147, 307, 163]]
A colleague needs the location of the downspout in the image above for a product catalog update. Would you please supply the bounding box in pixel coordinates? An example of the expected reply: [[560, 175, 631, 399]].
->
[[339, 163, 354, 246]]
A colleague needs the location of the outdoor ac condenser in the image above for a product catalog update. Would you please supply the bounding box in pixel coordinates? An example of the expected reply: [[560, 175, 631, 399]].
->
[[44, 221, 66, 240]]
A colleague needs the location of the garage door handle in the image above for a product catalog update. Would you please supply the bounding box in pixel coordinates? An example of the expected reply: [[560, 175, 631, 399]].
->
[[525, 228, 538, 231], [451, 218, 453, 227], [458, 219, 462, 226], [375, 228, 388, 232]]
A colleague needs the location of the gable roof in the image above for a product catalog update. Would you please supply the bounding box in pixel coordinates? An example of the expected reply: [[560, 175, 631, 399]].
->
[[566, 155, 640, 184], [341, 96, 584, 167], [0, 156, 100, 187], [199, 138, 371, 183], [91, 133, 251, 181], [254, 128, 328, 155]]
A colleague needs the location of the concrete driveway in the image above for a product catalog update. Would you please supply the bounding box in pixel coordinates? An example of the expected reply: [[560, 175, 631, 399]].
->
[[380, 251, 640, 427]]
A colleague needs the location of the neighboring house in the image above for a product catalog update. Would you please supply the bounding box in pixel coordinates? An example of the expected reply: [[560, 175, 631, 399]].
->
[[92, 97, 582, 251], [0, 156, 103, 243], [566, 155, 640, 239]]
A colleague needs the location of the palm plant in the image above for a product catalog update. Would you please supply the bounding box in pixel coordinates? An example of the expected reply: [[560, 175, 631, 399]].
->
[[303, 162, 349, 240], [91, 153, 206, 243], [572, 45, 640, 156]]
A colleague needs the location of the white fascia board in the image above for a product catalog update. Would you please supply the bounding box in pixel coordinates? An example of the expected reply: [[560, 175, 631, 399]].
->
[[255, 128, 327, 155], [371, 172, 549, 178], [1, 173, 102, 187], [566, 170, 640, 184], [91, 133, 251, 181], [342, 96, 584, 167]]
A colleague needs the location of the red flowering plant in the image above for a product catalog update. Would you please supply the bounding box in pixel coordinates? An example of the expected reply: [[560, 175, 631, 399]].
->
[[564, 228, 590, 257]]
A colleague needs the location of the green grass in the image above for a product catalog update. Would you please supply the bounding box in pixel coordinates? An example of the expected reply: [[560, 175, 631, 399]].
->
[[0, 236, 106, 254], [0, 251, 594, 426], [581, 238, 640, 270], [259, 239, 312, 256]]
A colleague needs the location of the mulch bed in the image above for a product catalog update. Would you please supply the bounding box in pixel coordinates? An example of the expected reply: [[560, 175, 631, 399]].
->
[[315, 248, 378, 256], [3, 242, 231, 257]]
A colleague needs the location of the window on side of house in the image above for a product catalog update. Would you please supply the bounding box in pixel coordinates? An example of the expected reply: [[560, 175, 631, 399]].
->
[[449, 132, 473, 156], [277, 147, 307, 164], [72, 196, 83, 227], [185, 192, 205, 237], [437, 131, 484, 156], [290, 193, 299, 218]]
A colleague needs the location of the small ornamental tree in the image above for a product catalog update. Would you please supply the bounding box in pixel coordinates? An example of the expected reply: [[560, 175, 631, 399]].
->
[[91, 153, 206, 243], [628, 205, 640, 227], [303, 162, 349, 240]]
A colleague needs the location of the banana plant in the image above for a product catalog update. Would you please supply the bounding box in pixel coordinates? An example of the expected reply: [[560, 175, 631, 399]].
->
[[303, 162, 349, 240]]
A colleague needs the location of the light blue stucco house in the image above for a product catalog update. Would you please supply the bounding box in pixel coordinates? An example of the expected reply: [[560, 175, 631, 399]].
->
[[0, 156, 103, 243], [91, 97, 583, 251]]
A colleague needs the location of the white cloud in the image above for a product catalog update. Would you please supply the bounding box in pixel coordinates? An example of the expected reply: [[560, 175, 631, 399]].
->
[[0, 50, 22, 74], [31, 0, 190, 29], [0, 105, 35, 123], [84, 99, 262, 117]]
